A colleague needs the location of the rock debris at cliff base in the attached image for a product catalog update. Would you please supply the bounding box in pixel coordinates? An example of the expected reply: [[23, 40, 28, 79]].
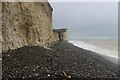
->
[[2, 42, 118, 79]]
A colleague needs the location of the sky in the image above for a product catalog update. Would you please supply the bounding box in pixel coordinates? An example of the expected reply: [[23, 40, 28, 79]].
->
[[2, 0, 119, 2], [49, 0, 119, 2], [50, 2, 118, 40]]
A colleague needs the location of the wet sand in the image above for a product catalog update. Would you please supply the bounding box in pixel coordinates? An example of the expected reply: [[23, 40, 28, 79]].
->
[[2, 41, 119, 79]]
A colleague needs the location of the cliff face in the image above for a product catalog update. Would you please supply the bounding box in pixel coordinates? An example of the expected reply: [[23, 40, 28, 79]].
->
[[1, 2, 53, 52], [0, 2, 2, 53]]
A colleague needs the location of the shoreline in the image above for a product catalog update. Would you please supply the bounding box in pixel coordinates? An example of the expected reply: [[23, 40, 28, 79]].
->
[[65, 42, 118, 68], [69, 41, 119, 65], [2, 41, 118, 79], [69, 40, 118, 59]]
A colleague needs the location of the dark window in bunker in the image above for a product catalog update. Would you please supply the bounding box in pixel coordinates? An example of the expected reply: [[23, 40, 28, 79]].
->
[[59, 33, 64, 41]]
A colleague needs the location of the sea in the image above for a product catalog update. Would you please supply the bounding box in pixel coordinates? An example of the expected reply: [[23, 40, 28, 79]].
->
[[69, 39, 119, 64]]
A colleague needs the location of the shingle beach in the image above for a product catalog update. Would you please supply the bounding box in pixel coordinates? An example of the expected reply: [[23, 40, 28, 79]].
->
[[2, 42, 119, 79]]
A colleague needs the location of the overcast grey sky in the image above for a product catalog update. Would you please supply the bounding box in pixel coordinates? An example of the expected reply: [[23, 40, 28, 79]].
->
[[50, 2, 118, 40], [49, 0, 119, 2]]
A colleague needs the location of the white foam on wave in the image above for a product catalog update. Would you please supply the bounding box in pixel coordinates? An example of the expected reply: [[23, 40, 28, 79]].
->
[[69, 40, 118, 59]]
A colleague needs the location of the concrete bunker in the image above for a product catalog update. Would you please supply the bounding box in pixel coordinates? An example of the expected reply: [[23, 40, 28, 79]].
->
[[53, 28, 67, 41]]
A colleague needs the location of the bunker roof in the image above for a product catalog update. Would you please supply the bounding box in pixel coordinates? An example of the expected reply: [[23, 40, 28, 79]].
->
[[53, 28, 67, 32]]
